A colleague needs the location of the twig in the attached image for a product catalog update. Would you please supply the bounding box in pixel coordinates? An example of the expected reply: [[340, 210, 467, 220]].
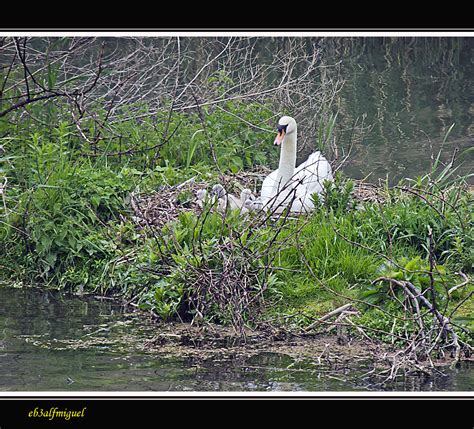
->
[[373, 277, 462, 362], [304, 303, 354, 332], [448, 271, 472, 295]]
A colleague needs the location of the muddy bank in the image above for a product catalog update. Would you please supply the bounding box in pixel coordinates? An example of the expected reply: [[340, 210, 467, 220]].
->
[[143, 321, 380, 359], [135, 318, 472, 386]]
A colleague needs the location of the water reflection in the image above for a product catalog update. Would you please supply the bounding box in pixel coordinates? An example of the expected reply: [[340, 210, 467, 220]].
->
[[325, 37, 474, 183], [0, 287, 471, 392]]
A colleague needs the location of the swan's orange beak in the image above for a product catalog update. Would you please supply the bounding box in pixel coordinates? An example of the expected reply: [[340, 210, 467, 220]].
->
[[274, 129, 285, 146]]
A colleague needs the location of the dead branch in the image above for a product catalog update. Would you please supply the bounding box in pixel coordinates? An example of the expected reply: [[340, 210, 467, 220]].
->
[[448, 271, 472, 295], [373, 276, 463, 362], [304, 303, 356, 332], [0, 37, 343, 158]]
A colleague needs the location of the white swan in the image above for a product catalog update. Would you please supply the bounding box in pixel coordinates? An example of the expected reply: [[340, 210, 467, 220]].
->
[[260, 116, 333, 213]]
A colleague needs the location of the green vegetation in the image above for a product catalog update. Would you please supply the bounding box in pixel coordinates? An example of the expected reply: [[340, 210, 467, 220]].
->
[[0, 100, 274, 291], [1, 98, 472, 355]]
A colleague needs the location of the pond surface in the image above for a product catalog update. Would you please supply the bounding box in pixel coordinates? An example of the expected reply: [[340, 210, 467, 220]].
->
[[252, 37, 474, 183], [323, 37, 474, 184], [0, 287, 471, 392]]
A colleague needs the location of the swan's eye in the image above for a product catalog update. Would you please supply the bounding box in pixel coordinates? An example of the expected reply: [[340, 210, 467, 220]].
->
[[277, 124, 288, 134]]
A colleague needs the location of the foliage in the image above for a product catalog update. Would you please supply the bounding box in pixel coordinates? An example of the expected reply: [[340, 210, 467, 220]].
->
[[361, 256, 448, 306], [354, 183, 473, 271], [80, 100, 276, 174], [0, 99, 472, 348], [311, 171, 355, 215]]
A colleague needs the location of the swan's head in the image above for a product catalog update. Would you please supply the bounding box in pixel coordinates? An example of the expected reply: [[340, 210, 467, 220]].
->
[[274, 116, 297, 146], [211, 184, 226, 199], [240, 188, 254, 202]]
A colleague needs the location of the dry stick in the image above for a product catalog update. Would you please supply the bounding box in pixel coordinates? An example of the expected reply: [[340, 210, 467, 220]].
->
[[240, 185, 317, 314], [82, 118, 184, 158], [373, 277, 462, 362], [306, 317, 410, 344], [448, 271, 472, 295], [401, 283, 428, 356], [0, 92, 67, 118], [304, 303, 354, 332], [332, 117, 358, 174], [174, 38, 234, 105], [0, 49, 17, 99], [191, 91, 221, 173], [1, 40, 103, 119], [214, 104, 274, 134], [345, 317, 376, 343], [427, 225, 437, 313], [327, 310, 359, 338], [154, 36, 181, 168], [15, 38, 31, 100]]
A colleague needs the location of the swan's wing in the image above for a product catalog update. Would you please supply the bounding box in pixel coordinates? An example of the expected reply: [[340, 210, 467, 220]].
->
[[288, 152, 333, 212], [260, 153, 333, 213], [294, 152, 333, 187], [294, 151, 321, 173], [260, 169, 279, 203]]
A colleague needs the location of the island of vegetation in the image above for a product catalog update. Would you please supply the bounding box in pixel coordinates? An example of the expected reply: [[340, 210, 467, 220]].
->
[[0, 37, 472, 385]]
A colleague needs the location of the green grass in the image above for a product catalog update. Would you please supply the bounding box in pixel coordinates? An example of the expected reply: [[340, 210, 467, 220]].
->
[[0, 99, 472, 347]]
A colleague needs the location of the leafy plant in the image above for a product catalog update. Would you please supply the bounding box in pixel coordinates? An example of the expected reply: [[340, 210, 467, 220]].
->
[[361, 256, 448, 306], [312, 171, 355, 215]]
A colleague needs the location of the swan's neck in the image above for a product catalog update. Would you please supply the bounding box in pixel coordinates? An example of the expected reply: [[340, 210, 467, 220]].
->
[[277, 131, 297, 187]]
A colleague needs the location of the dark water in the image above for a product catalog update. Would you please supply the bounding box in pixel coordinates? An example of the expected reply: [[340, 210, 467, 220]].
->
[[330, 37, 474, 183], [0, 287, 471, 392]]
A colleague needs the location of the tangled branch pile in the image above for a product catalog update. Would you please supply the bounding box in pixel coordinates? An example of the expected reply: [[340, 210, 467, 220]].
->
[[129, 178, 206, 229], [372, 276, 471, 381], [184, 239, 267, 337], [0, 36, 343, 155]]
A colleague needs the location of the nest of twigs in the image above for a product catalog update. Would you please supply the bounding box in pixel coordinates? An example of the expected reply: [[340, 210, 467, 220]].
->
[[128, 171, 386, 230], [129, 177, 207, 229], [128, 171, 271, 229], [184, 240, 266, 336], [352, 179, 386, 204], [125, 172, 396, 342]]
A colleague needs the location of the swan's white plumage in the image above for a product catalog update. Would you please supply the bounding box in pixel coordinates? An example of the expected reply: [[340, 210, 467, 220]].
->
[[260, 116, 333, 212]]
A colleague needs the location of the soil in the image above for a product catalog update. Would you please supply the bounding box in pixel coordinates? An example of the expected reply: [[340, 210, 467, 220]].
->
[[143, 321, 390, 363], [137, 319, 472, 379]]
